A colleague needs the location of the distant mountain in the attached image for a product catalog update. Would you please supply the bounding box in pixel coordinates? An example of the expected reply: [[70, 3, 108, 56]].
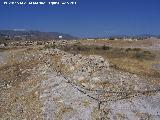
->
[[0, 30, 77, 41]]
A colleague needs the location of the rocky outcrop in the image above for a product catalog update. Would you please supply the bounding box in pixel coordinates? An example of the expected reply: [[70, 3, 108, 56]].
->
[[42, 48, 156, 92], [41, 48, 160, 120], [43, 48, 110, 87]]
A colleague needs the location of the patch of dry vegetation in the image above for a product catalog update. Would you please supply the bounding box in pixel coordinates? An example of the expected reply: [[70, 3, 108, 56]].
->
[[0, 48, 44, 119], [59, 42, 160, 80], [0, 75, 43, 120], [55, 105, 73, 120], [80, 39, 160, 48], [108, 58, 160, 78]]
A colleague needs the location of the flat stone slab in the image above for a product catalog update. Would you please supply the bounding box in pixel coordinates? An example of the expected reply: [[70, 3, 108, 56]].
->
[[40, 72, 98, 120]]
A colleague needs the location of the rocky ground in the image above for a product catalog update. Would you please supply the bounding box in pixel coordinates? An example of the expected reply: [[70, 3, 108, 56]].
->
[[0, 46, 160, 120]]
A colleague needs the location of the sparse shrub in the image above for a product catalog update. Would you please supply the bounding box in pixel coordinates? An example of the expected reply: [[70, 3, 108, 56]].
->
[[109, 37, 115, 40], [134, 51, 155, 60], [143, 50, 151, 54], [120, 48, 124, 51], [74, 44, 89, 51], [102, 45, 111, 50], [134, 52, 144, 59], [95, 46, 101, 50], [44, 44, 56, 49], [126, 48, 132, 52], [132, 48, 142, 51]]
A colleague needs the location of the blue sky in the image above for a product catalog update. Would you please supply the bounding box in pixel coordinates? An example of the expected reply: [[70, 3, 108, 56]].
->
[[0, 0, 160, 37]]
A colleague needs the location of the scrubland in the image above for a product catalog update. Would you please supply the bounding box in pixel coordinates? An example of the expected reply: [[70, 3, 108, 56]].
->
[[0, 39, 160, 119]]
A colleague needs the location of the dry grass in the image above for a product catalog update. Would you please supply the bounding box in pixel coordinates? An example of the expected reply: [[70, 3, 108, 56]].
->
[[0, 75, 43, 120], [76, 48, 159, 79], [95, 81, 113, 89], [59, 42, 160, 80], [83, 100, 90, 107], [0, 47, 44, 119], [108, 57, 160, 78], [55, 105, 73, 120], [0, 56, 41, 89], [80, 39, 160, 48], [133, 111, 151, 120]]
